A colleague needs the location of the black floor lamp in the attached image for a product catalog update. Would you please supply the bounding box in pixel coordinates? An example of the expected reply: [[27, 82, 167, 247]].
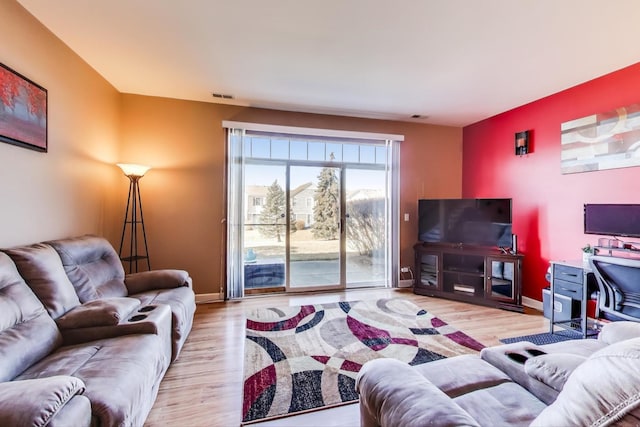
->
[[117, 163, 151, 273]]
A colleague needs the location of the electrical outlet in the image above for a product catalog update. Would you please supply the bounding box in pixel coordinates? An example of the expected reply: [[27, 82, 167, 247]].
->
[[400, 267, 410, 273]]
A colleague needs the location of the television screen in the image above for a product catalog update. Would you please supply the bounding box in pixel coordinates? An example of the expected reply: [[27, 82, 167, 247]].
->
[[418, 198, 512, 247], [584, 204, 640, 238]]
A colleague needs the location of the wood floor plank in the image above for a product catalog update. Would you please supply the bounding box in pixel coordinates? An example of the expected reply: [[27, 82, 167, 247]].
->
[[144, 288, 547, 427]]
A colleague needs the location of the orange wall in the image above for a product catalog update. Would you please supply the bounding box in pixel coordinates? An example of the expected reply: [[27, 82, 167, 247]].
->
[[0, 0, 121, 247], [463, 62, 640, 303], [120, 95, 463, 296]]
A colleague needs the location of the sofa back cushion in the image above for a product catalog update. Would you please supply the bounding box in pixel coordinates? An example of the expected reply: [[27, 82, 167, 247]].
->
[[47, 235, 128, 302], [531, 337, 640, 426], [0, 252, 62, 382], [4, 243, 81, 319]]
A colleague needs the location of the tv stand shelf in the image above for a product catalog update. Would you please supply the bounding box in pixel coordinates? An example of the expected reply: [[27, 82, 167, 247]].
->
[[414, 242, 523, 312]]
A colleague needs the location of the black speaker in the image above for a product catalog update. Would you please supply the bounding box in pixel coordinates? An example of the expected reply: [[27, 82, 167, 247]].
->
[[512, 234, 518, 254]]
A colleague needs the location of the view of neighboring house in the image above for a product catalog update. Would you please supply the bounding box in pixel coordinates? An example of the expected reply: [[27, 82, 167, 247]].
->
[[244, 185, 269, 225], [245, 183, 384, 229], [245, 182, 316, 228], [291, 187, 315, 227]]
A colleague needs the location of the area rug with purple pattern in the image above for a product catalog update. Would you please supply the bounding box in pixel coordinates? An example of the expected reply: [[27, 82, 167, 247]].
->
[[242, 297, 485, 423]]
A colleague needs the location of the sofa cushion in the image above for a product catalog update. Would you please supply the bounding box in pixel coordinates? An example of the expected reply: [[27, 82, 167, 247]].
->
[[413, 354, 512, 398], [413, 354, 546, 425], [357, 358, 481, 427], [532, 337, 640, 426], [17, 334, 169, 427], [4, 243, 81, 318], [357, 357, 546, 427], [55, 297, 141, 329], [454, 382, 546, 426], [47, 235, 128, 302], [524, 353, 586, 392], [0, 252, 62, 382]]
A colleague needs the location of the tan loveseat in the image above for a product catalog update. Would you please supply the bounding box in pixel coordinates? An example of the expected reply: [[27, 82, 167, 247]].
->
[[357, 321, 640, 426], [0, 235, 195, 427]]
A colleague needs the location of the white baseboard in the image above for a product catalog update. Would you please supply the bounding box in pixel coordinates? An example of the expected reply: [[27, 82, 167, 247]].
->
[[196, 289, 543, 310], [195, 293, 223, 304], [522, 296, 542, 311]]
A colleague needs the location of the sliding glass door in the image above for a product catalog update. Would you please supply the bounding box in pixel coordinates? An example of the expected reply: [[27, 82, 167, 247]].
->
[[242, 163, 287, 293], [226, 126, 401, 299], [289, 165, 342, 290], [345, 167, 387, 288]]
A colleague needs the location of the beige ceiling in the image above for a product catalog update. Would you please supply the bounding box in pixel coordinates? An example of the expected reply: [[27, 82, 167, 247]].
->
[[17, 0, 640, 126]]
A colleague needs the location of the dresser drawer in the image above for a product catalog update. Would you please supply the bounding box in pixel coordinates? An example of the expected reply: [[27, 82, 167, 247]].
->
[[553, 278, 582, 299], [553, 264, 583, 284]]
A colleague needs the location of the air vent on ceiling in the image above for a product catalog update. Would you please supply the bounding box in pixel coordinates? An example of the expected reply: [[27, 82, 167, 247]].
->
[[212, 92, 234, 100]]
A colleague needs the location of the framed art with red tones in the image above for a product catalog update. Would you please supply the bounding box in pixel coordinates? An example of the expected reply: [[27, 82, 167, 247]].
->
[[0, 62, 47, 152]]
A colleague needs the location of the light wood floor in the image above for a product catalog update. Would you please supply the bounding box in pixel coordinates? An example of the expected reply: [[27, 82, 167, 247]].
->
[[144, 288, 548, 427]]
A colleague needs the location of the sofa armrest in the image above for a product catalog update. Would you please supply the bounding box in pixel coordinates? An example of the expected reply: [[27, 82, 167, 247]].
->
[[524, 353, 587, 392], [56, 297, 141, 329], [481, 342, 558, 405], [598, 320, 640, 345], [0, 376, 90, 427], [59, 303, 172, 351], [356, 359, 480, 427], [125, 269, 192, 295]]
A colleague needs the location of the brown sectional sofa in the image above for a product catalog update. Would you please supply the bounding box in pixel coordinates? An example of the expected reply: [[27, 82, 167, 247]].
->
[[0, 235, 196, 427]]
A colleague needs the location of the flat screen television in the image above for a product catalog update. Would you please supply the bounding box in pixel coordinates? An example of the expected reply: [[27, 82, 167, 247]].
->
[[418, 198, 512, 247], [584, 204, 640, 238]]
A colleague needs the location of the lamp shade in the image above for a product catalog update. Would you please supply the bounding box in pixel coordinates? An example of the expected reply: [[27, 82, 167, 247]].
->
[[117, 163, 151, 177]]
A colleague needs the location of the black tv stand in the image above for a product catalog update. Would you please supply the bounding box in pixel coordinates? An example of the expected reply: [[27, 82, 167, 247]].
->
[[413, 242, 523, 312]]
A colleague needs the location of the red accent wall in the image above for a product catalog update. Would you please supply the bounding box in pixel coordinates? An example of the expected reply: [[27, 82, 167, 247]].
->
[[463, 62, 640, 302]]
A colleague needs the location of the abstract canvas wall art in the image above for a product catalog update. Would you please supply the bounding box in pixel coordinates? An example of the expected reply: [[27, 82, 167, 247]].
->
[[560, 104, 640, 174]]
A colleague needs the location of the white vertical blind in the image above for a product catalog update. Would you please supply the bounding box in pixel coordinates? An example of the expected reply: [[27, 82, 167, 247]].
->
[[226, 129, 245, 299], [389, 140, 401, 287]]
